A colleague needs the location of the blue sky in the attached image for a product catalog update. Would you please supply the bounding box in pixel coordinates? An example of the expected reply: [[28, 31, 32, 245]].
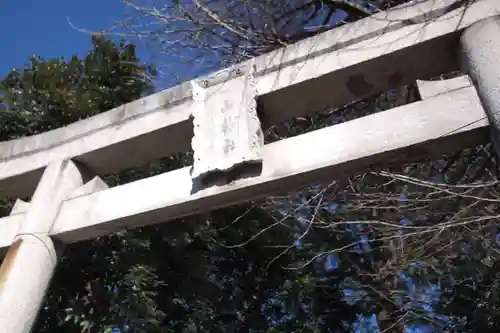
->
[[0, 0, 141, 77], [0, 0, 352, 87]]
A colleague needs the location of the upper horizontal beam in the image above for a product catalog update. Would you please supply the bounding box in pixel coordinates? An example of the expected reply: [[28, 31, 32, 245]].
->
[[47, 84, 488, 244], [0, 0, 497, 197]]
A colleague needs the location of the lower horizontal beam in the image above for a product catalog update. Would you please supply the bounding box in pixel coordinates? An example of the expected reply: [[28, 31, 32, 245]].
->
[[47, 84, 488, 243]]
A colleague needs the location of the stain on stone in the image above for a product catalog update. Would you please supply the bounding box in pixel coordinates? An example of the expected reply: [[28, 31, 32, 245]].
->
[[0, 238, 22, 291], [346, 74, 373, 97]]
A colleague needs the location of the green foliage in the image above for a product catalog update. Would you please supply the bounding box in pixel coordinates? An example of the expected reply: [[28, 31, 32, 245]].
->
[[0, 36, 154, 138], [0, 36, 162, 333], [0, 34, 358, 333]]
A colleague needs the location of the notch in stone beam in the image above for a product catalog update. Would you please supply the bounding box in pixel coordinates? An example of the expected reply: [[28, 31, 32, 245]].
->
[[190, 61, 264, 189]]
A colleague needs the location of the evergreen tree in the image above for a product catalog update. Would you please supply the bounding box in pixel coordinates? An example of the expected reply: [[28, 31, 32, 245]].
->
[[0, 36, 360, 333]]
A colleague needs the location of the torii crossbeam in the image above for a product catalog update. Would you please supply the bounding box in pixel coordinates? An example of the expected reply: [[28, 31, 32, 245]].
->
[[0, 0, 499, 331]]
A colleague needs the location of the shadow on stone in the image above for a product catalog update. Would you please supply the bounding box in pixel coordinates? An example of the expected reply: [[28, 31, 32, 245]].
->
[[190, 162, 263, 194]]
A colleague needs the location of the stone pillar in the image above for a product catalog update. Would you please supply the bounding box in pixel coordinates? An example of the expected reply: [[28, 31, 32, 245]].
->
[[460, 16, 500, 156], [0, 159, 89, 332]]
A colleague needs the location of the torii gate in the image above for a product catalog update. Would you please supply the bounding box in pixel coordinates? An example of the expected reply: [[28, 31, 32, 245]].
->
[[0, 0, 498, 331]]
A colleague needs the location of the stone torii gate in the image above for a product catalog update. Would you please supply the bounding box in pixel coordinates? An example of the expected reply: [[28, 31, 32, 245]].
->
[[0, 0, 499, 331]]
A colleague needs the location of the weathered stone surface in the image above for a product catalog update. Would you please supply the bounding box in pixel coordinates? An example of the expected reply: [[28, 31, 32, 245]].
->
[[461, 15, 500, 157], [0, 159, 88, 333], [416, 75, 472, 99], [0, 0, 497, 197], [47, 85, 488, 244], [190, 62, 263, 186], [67, 176, 109, 200], [10, 199, 30, 215]]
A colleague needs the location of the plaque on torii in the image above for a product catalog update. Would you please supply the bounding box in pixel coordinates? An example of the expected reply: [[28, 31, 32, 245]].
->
[[190, 61, 264, 187]]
